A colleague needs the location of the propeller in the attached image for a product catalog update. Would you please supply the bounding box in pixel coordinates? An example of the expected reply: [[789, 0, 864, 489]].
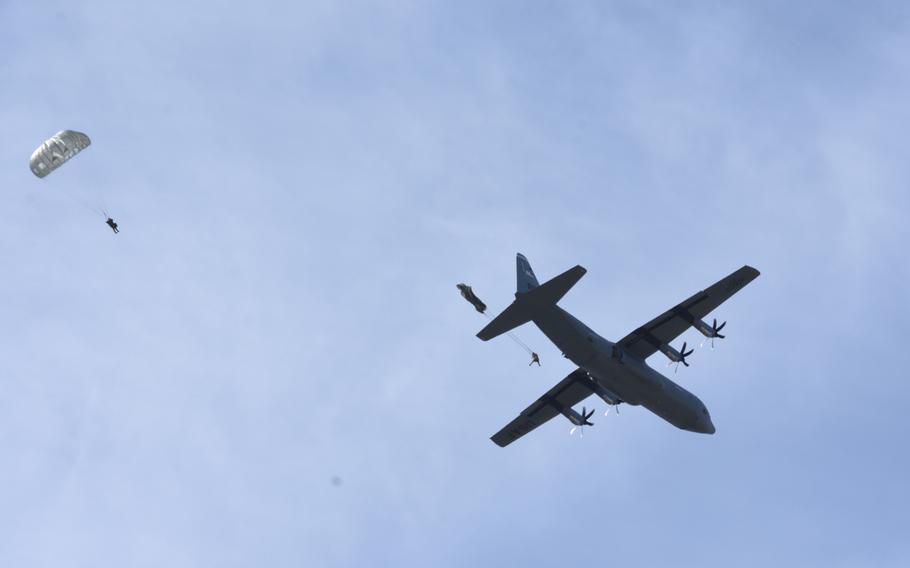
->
[[666, 342, 694, 373], [569, 406, 596, 437], [582, 406, 595, 425], [700, 319, 727, 349]]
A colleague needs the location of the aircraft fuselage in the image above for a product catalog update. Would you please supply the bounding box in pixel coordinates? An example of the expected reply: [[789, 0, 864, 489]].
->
[[533, 306, 715, 434]]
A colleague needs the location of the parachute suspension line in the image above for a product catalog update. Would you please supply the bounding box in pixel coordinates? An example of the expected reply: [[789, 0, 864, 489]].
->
[[56, 188, 103, 217], [481, 312, 534, 355], [505, 331, 534, 355]]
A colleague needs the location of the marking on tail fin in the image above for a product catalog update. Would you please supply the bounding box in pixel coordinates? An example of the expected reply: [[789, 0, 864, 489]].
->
[[516, 253, 540, 293]]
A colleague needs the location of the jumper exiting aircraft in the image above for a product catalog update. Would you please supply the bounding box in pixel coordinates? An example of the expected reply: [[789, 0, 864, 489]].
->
[[478, 254, 759, 447]]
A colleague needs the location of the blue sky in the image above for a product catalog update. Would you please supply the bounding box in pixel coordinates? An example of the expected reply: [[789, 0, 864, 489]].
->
[[1, 1, 909, 566]]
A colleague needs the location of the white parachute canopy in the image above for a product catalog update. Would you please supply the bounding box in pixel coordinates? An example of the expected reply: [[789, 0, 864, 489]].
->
[[29, 130, 91, 179]]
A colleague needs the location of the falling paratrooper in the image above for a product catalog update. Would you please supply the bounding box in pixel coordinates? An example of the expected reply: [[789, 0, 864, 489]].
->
[[29, 130, 119, 234]]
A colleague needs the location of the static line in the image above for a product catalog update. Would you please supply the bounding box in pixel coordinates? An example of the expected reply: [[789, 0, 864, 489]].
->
[[482, 312, 534, 355]]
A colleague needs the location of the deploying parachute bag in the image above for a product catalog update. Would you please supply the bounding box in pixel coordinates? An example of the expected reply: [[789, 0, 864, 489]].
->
[[30, 130, 92, 178], [456, 283, 487, 314]]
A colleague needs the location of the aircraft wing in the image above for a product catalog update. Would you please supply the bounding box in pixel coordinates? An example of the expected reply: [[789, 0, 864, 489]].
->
[[616, 265, 760, 360], [491, 369, 595, 447]]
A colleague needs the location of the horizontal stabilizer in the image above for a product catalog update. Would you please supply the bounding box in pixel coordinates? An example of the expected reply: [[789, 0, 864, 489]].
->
[[476, 301, 534, 341], [523, 265, 586, 305], [477, 264, 586, 341]]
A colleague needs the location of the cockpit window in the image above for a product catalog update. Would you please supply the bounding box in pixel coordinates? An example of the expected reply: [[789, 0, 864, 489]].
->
[[702, 408, 709, 416]]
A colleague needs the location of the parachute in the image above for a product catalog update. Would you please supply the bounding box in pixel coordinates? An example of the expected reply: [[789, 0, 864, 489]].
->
[[29, 130, 92, 178]]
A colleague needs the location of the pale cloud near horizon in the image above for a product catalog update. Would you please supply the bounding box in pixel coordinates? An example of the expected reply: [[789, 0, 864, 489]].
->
[[1, 2, 908, 567]]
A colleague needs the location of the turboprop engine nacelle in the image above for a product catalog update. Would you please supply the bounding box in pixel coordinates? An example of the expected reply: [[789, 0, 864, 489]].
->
[[695, 318, 726, 339], [660, 342, 693, 366], [561, 406, 595, 426], [660, 344, 683, 363]]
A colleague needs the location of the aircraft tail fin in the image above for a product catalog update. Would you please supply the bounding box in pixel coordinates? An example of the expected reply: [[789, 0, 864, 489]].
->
[[516, 253, 540, 293], [477, 256, 586, 341]]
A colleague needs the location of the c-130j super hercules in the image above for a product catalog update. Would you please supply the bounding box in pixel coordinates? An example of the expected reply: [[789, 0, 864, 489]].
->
[[478, 254, 759, 447]]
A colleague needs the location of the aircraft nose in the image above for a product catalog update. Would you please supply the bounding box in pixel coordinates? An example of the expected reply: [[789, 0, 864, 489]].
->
[[697, 407, 715, 434]]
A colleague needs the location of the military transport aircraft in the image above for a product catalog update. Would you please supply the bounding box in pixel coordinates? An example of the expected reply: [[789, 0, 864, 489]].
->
[[478, 254, 759, 447]]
